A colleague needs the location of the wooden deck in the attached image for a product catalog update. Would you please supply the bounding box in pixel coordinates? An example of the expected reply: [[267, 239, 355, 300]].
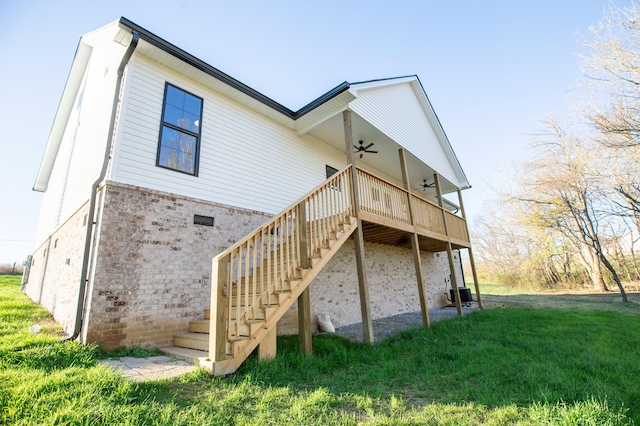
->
[[355, 167, 470, 251]]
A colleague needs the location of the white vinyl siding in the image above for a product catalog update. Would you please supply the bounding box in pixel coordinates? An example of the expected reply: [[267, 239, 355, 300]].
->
[[110, 55, 347, 214], [34, 40, 127, 246], [349, 83, 460, 186]]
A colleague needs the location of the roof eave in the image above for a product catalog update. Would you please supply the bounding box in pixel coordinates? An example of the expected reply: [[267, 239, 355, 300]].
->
[[34, 42, 93, 192]]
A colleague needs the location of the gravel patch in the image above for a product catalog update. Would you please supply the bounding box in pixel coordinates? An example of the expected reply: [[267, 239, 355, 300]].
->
[[333, 305, 480, 342]]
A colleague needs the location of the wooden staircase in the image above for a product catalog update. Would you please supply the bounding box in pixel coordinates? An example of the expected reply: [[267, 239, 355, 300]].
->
[[162, 166, 357, 375]]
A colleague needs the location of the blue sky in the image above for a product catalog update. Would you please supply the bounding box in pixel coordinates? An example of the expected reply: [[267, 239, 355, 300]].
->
[[0, 0, 623, 264]]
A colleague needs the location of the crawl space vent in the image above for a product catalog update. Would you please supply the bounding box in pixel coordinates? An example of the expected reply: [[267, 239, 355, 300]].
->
[[194, 214, 214, 227]]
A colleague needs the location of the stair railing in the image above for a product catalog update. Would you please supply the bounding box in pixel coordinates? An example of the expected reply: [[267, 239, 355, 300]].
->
[[209, 166, 354, 362]]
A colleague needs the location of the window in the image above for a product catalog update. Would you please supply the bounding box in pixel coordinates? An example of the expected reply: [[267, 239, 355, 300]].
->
[[326, 165, 341, 190], [156, 83, 203, 175], [325, 165, 338, 179]]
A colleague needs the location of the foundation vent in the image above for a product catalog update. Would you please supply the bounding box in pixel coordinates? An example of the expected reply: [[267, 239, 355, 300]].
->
[[194, 214, 214, 227]]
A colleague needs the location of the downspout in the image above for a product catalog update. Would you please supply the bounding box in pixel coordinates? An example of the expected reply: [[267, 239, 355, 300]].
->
[[63, 31, 139, 343]]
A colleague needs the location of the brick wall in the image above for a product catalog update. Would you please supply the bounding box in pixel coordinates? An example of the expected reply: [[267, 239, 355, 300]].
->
[[23, 203, 89, 335], [276, 240, 465, 334], [25, 181, 468, 350], [84, 182, 271, 349]]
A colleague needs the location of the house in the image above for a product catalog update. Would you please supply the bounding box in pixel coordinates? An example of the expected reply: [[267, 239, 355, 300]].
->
[[24, 17, 482, 375]]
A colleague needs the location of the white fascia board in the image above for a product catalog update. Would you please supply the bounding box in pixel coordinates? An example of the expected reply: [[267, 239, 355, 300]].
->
[[294, 90, 356, 135], [348, 76, 417, 93], [33, 42, 93, 192]]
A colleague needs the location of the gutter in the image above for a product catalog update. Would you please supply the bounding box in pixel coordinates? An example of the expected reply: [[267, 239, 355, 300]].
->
[[64, 31, 139, 343]]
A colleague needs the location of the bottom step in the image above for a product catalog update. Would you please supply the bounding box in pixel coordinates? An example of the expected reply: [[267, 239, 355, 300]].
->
[[161, 346, 208, 363]]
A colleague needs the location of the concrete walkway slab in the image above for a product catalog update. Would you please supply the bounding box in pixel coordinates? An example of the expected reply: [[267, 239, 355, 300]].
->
[[100, 355, 197, 382]]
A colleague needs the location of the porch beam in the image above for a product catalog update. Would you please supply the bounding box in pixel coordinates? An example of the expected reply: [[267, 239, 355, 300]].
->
[[457, 189, 483, 309], [343, 109, 374, 343], [399, 148, 429, 327], [434, 173, 463, 316], [297, 287, 312, 355]]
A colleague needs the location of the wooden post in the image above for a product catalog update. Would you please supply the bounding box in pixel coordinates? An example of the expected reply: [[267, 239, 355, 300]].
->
[[258, 325, 277, 360], [210, 254, 230, 362], [298, 287, 312, 354], [457, 189, 483, 309], [343, 110, 374, 343], [399, 148, 430, 327], [434, 173, 463, 316]]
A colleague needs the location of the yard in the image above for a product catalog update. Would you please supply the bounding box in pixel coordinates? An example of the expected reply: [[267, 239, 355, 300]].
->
[[1, 274, 639, 425]]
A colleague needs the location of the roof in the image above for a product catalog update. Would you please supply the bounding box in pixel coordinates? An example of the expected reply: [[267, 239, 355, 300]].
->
[[35, 17, 470, 192]]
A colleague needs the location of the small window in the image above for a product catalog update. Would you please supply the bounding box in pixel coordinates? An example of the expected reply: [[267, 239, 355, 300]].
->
[[156, 83, 203, 176], [326, 165, 338, 178], [194, 214, 214, 227], [326, 165, 341, 191]]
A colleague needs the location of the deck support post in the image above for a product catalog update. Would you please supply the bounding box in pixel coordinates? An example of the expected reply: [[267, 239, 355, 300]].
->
[[434, 173, 463, 316], [210, 254, 230, 362], [298, 287, 312, 355], [399, 148, 430, 327], [258, 325, 277, 360], [343, 110, 374, 343], [457, 189, 483, 309], [296, 200, 312, 353]]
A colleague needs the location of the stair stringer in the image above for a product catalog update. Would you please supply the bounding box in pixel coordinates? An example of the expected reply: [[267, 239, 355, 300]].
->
[[201, 216, 357, 376]]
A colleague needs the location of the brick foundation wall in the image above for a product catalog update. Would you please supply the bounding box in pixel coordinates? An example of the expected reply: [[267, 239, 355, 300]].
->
[[38, 181, 468, 350], [84, 182, 271, 349], [23, 203, 89, 335], [276, 240, 465, 335]]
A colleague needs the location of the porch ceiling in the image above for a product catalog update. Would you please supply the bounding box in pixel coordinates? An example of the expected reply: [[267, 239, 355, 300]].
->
[[308, 112, 461, 199], [360, 221, 467, 253]]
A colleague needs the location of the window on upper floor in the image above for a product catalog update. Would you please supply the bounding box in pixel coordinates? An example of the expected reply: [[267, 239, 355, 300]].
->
[[156, 83, 203, 175]]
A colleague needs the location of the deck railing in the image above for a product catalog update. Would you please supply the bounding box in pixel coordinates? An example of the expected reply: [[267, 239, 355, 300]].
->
[[209, 166, 354, 361], [356, 167, 468, 244], [357, 171, 411, 225]]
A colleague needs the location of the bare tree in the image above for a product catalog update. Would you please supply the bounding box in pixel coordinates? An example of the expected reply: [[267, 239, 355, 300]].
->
[[514, 117, 627, 300], [582, 2, 640, 147], [582, 2, 640, 233]]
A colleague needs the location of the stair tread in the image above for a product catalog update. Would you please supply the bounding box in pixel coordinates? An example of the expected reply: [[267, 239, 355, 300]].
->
[[175, 332, 209, 340], [161, 346, 208, 362]]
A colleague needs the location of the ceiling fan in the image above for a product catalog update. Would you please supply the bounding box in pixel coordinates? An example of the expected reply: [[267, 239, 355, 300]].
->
[[354, 140, 378, 158], [421, 179, 436, 191]]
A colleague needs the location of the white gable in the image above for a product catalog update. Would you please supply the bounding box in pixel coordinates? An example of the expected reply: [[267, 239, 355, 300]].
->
[[348, 78, 468, 189]]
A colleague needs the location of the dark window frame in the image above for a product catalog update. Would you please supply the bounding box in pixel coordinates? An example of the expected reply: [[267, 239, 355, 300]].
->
[[325, 165, 339, 178], [156, 82, 203, 176], [326, 164, 342, 191]]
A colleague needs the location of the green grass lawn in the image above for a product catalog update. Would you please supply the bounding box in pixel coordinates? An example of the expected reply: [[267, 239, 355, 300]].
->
[[1, 274, 639, 425]]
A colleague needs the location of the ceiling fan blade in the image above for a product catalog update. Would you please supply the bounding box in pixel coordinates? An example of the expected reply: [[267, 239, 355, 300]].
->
[[363, 143, 375, 150], [366, 150, 379, 154], [354, 145, 360, 151]]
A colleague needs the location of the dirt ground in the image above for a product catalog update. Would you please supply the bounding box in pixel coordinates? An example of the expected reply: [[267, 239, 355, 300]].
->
[[333, 305, 479, 343]]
